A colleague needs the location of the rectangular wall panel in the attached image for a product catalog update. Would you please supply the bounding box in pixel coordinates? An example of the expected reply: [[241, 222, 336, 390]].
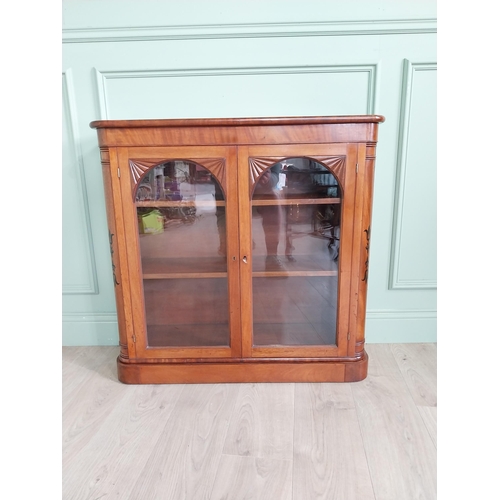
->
[[62, 2, 437, 345], [94, 65, 377, 120], [62, 69, 98, 294], [390, 60, 437, 289]]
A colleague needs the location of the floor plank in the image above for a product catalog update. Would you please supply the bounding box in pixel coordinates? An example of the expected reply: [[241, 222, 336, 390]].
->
[[62, 346, 115, 412], [62, 348, 130, 467], [223, 383, 295, 460], [353, 344, 437, 500], [62, 383, 185, 500], [62, 344, 437, 500], [293, 383, 376, 500], [125, 383, 239, 500], [391, 343, 437, 407], [210, 455, 293, 500], [418, 406, 437, 448]]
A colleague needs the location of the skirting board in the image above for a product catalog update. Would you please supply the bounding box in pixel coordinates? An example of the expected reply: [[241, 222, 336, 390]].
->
[[365, 310, 437, 343], [62, 310, 436, 346], [62, 313, 119, 346]]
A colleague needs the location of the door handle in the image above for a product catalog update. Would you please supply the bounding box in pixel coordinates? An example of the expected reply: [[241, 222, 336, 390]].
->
[[242, 256, 248, 264]]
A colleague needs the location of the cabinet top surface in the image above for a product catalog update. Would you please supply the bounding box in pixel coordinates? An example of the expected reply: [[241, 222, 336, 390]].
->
[[90, 115, 385, 129]]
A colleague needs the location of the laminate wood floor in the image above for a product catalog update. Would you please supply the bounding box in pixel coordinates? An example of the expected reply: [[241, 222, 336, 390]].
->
[[62, 343, 436, 500]]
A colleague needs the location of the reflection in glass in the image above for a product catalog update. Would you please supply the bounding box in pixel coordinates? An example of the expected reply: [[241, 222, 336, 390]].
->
[[251, 157, 341, 347], [135, 160, 229, 348]]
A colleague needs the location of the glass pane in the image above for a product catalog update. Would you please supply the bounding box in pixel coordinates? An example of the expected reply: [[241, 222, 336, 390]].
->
[[251, 157, 341, 347], [135, 160, 229, 348]]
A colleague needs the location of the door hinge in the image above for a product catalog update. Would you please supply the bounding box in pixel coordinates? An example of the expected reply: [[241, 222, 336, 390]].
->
[[132, 334, 136, 343], [347, 332, 351, 341], [117, 167, 121, 178], [355, 163, 359, 174]]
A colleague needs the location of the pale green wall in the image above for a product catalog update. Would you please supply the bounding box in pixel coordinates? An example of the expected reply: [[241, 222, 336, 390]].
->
[[62, 0, 437, 345]]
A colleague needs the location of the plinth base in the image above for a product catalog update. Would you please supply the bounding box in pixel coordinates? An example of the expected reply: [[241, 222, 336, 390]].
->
[[117, 352, 368, 384]]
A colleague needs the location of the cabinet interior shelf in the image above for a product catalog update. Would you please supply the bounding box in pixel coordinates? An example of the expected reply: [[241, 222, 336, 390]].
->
[[142, 270, 338, 279], [252, 197, 341, 206], [136, 197, 341, 208], [143, 272, 227, 279], [252, 270, 338, 277], [136, 200, 225, 207], [141, 256, 338, 280]]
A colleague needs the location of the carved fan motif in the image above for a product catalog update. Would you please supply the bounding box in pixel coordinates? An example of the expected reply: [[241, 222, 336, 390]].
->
[[129, 158, 227, 197], [129, 160, 159, 186], [196, 158, 226, 190], [248, 156, 346, 193], [248, 157, 283, 192], [314, 156, 346, 186]]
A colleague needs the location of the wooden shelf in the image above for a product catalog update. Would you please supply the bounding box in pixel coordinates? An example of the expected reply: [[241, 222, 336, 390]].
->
[[141, 255, 338, 279], [136, 200, 225, 207], [253, 270, 337, 277], [137, 198, 338, 208], [252, 254, 338, 275], [143, 272, 227, 279], [147, 324, 230, 347], [143, 270, 337, 279], [141, 257, 227, 279], [252, 197, 340, 206]]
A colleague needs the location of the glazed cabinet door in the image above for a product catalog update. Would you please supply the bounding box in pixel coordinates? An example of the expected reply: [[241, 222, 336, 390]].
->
[[117, 146, 241, 360], [238, 144, 361, 359]]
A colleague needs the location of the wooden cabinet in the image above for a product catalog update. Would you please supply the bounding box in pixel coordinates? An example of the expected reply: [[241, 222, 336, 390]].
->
[[90, 116, 384, 383]]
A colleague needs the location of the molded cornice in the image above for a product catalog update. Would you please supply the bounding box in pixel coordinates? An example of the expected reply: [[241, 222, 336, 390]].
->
[[63, 18, 437, 43]]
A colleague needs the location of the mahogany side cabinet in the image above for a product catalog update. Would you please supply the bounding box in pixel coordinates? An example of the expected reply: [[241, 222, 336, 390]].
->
[[90, 115, 384, 384]]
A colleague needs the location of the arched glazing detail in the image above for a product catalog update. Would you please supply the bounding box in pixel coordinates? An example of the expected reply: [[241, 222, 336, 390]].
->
[[134, 159, 230, 348], [250, 157, 343, 348]]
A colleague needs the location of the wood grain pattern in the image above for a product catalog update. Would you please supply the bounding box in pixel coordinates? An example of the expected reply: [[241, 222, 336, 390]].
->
[[91, 117, 383, 383], [63, 343, 435, 499], [210, 456, 293, 500], [62, 348, 129, 467], [390, 343, 437, 407], [417, 406, 437, 448], [354, 143, 370, 357], [62, 347, 119, 414], [223, 383, 294, 460], [62, 347, 106, 407], [90, 116, 386, 129], [293, 383, 375, 500], [100, 148, 135, 361], [252, 197, 341, 206], [90, 117, 385, 150], [117, 358, 348, 384], [125, 383, 239, 499], [352, 344, 437, 500], [62, 382, 185, 500]]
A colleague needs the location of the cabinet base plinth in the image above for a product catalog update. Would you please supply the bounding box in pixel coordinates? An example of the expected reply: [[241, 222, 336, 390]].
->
[[117, 353, 368, 384]]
